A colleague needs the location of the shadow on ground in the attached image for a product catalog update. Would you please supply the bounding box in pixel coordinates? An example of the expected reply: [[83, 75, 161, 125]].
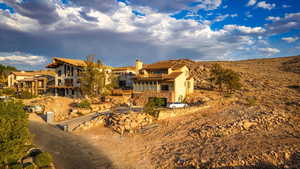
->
[[29, 121, 116, 169]]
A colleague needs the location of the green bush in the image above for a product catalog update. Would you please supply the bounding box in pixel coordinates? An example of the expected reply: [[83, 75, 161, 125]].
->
[[210, 64, 242, 93], [144, 98, 163, 118], [1, 88, 15, 95], [9, 163, 23, 169], [23, 163, 36, 169], [0, 100, 32, 165], [74, 99, 91, 109], [34, 152, 53, 168], [14, 91, 36, 99]]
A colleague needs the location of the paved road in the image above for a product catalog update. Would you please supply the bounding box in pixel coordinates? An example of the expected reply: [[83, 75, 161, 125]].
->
[[29, 120, 116, 169]]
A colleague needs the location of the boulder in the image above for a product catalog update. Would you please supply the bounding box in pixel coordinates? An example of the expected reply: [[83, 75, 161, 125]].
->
[[242, 121, 257, 130]]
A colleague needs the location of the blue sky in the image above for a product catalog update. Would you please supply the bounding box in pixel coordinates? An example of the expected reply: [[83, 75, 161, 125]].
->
[[0, 0, 299, 70]]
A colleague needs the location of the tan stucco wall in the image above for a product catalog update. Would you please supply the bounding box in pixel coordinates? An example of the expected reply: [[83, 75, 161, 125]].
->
[[8, 74, 33, 88], [174, 73, 186, 102]]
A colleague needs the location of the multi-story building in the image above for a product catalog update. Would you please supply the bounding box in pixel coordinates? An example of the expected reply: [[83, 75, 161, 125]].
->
[[132, 60, 194, 105], [112, 66, 136, 90], [8, 70, 55, 95], [46, 57, 111, 97]]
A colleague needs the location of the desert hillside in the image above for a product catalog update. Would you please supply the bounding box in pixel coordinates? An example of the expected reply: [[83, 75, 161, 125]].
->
[[133, 55, 300, 168]]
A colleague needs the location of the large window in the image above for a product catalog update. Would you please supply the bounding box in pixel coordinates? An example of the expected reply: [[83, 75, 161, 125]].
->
[[161, 85, 169, 91]]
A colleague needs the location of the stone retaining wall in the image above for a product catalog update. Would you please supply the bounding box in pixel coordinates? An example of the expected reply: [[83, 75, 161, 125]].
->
[[158, 105, 210, 120]]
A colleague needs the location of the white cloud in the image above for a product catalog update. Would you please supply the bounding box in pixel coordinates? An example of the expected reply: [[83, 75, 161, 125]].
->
[[224, 24, 265, 34], [266, 16, 280, 21], [281, 37, 299, 43], [257, 1, 276, 10], [0, 0, 283, 64], [245, 11, 253, 18], [247, 0, 257, 6], [258, 47, 280, 56], [213, 14, 237, 22], [282, 5, 291, 8], [195, 0, 222, 10], [0, 52, 47, 65]]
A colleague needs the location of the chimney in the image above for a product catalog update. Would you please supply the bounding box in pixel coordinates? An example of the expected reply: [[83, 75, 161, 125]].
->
[[135, 59, 143, 74]]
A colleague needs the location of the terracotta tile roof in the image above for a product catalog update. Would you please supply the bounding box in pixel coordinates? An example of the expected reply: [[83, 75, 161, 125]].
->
[[11, 70, 55, 77], [47, 57, 111, 69], [47, 57, 87, 68], [133, 72, 182, 81], [143, 60, 186, 70], [112, 66, 136, 72]]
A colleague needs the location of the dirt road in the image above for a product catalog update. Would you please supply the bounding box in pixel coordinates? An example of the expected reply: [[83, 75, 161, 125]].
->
[[29, 116, 116, 169]]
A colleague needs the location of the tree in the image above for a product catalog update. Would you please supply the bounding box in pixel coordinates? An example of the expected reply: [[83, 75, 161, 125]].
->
[[80, 55, 113, 97], [0, 64, 17, 84], [210, 64, 241, 93], [0, 100, 32, 165]]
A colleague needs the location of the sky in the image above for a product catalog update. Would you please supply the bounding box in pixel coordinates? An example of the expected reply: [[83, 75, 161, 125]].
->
[[0, 0, 299, 70]]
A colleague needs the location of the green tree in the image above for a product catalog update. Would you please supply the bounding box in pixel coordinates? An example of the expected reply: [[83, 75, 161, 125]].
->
[[210, 64, 241, 93], [0, 64, 17, 84], [144, 98, 163, 118], [80, 55, 113, 97], [0, 100, 32, 165]]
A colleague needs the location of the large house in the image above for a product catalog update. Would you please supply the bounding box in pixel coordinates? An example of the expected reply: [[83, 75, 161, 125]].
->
[[132, 59, 194, 105], [8, 70, 55, 95], [46, 57, 111, 97], [112, 66, 136, 90]]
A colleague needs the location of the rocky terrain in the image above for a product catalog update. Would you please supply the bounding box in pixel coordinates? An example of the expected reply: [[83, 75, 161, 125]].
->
[[143, 55, 300, 168], [29, 55, 300, 169]]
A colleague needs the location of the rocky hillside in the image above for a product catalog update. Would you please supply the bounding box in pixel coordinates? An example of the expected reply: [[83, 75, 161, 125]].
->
[[143, 55, 300, 169]]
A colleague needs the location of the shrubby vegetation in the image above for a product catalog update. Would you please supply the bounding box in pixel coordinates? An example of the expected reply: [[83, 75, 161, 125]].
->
[[0, 64, 17, 83], [74, 99, 91, 109], [210, 64, 242, 93], [0, 100, 32, 165], [0, 88, 16, 95], [34, 152, 53, 168], [14, 91, 36, 99], [144, 97, 164, 118]]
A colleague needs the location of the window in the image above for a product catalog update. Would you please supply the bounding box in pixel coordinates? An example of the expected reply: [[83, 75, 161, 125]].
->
[[58, 79, 62, 86], [161, 85, 169, 91], [58, 70, 62, 77], [64, 64, 67, 76]]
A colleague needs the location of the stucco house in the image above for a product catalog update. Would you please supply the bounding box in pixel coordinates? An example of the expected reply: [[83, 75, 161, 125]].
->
[[46, 57, 111, 97], [132, 59, 194, 105], [112, 66, 136, 90], [8, 70, 55, 95]]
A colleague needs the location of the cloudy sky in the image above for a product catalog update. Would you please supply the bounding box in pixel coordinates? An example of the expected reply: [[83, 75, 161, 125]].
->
[[0, 0, 299, 70]]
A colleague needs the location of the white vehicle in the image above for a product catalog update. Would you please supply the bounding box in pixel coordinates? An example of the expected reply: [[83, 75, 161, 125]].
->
[[167, 102, 188, 108]]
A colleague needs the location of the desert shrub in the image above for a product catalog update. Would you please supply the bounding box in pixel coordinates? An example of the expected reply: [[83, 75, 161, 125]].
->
[[9, 163, 23, 169], [33, 152, 53, 168], [23, 163, 36, 169], [1, 88, 15, 95], [74, 99, 91, 109], [210, 64, 242, 93], [0, 100, 32, 165], [14, 91, 36, 99], [144, 98, 162, 118], [246, 97, 257, 106]]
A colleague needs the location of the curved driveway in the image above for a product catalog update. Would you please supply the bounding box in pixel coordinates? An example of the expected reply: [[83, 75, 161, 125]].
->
[[29, 120, 116, 169]]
